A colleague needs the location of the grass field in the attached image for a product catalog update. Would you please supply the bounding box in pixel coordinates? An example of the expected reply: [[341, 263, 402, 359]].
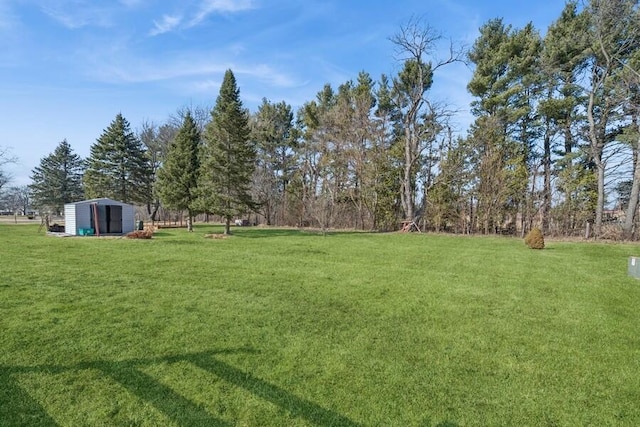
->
[[1, 224, 639, 426]]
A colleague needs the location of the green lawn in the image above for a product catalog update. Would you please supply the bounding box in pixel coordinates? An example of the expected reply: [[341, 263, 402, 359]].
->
[[1, 224, 639, 426]]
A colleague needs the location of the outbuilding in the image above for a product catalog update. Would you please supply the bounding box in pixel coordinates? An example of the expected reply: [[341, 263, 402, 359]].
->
[[64, 198, 135, 236]]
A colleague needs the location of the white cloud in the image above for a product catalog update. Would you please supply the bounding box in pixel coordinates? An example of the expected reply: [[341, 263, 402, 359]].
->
[[93, 58, 230, 84], [228, 42, 246, 56], [237, 63, 298, 88], [148, 0, 256, 35], [41, 3, 113, 29], [149, 14, 182, 36], [83, 46, 300, 95], [190, 0, 255, 27], [187, 79, 221, 93]]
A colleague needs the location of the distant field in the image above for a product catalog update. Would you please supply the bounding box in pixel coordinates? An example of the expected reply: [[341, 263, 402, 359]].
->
[[0, 216, 43, 224], [1, 224, 639, 426]]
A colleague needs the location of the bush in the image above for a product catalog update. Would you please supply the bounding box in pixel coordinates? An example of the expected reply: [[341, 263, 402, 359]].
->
[[125, 229, 154, 239], [524, 227, 544, 249]]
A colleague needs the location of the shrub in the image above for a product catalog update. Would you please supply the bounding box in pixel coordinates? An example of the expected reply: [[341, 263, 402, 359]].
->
[[126, 229, 154, 239], [524, 227, 544, 249]]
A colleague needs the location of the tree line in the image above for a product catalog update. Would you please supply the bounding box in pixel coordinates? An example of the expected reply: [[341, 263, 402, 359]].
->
[[21, 1, 640, 238]]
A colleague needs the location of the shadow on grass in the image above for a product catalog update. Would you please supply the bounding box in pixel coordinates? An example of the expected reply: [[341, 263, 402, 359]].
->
[[150, 231, 174, 237], [1, 348, 361, 427], [0, 368, 59, 426], [229, 228, 307, 238], [227, 228, 372, 239], [185, 354, 360, 426], [160, 239, 202, 245]]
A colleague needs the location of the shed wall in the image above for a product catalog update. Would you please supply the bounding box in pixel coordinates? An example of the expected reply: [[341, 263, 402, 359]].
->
[[76, 204, 92, 233], [122, 205, 135, 234], [64, 204, 77, 235]]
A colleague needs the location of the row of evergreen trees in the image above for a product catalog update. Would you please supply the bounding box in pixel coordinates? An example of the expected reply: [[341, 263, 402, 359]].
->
[[28, 1, 640, 237], [30, 70, 255, 234]]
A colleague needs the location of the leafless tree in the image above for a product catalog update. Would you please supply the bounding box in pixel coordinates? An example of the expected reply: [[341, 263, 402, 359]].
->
[[389, 17, 465, 224], [0, 146, 17, 193]]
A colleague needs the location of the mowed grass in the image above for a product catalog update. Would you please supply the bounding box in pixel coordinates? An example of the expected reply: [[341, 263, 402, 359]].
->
[[1, 224, 640, 426]]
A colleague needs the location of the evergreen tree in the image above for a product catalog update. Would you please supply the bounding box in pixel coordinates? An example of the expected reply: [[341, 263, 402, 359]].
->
[[84, 113, 153, 204], [250, 98, 296, 226], [583, 0, 640, 237], [467, 19, 541, 234], [199, 69, 255, 234], [539, 1, 590, 234], [156, 111, 201, 231], [29, 140, 84, 214], [370, 74, 403, 231]]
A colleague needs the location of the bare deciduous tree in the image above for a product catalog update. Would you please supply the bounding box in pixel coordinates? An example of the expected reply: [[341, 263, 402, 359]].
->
[[389, 17, 465, 224], [0, 146, 17, 193]]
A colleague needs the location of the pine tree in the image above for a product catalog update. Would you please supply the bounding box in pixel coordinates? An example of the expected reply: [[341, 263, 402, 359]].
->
[[156, 111, 201, 231], [199, 69, 255, 234], [250, 98, 296, 226], [84, 113, 153, 204], [467, 19, 542, 234], [539, 1, 591, 234], [29, 140, 84, 214], [583, 0, 639, 237]]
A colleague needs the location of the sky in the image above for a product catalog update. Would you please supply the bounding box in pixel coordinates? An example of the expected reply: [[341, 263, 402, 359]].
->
[[0, 0, 569, 187]]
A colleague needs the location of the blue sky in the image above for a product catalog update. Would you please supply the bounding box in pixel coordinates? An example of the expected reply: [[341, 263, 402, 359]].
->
[[1, 0, 568, 186]]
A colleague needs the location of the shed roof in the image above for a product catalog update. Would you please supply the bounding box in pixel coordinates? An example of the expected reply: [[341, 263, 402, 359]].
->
[[65, 198, 132, 207]]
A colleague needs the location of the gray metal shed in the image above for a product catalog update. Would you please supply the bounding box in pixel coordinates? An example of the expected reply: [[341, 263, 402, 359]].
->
[[64, 198, 135, 236]]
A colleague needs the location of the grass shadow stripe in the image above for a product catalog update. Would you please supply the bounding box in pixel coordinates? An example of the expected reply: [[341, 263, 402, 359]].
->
[[189, 355, 361, 427], [0, 368, 60, 427], [96, 362, 231, 427]]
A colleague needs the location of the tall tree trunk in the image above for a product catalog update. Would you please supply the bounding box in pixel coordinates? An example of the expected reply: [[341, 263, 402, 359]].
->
[[594, 158, 606, 237], [265, 201, 272, 226], [542, 119, 552, 234], [187, 209, 194, 232], [623, 132, 640, 240], [281, 180, 288, 227], [402, 127, 416, 222], [587, 86, 605, 238], [561, 121, 575, 236]]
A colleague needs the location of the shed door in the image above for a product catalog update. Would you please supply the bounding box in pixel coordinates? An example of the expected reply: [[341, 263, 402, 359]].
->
[[107, 205, 122, 233], [90, 204, 108, 234]]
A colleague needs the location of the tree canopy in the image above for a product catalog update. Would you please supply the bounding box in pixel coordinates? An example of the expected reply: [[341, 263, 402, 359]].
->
[[198, 69, 256, 234], [156, 111, 201, 231], [29, 140, 85, 214], [84, 113, 153, 204]]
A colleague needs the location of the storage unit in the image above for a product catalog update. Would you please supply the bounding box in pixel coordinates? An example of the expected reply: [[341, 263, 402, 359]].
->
[[64, 198, 135, 236]]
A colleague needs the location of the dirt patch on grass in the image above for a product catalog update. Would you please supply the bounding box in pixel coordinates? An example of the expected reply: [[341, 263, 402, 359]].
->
[[204, 233, 229, 240]]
